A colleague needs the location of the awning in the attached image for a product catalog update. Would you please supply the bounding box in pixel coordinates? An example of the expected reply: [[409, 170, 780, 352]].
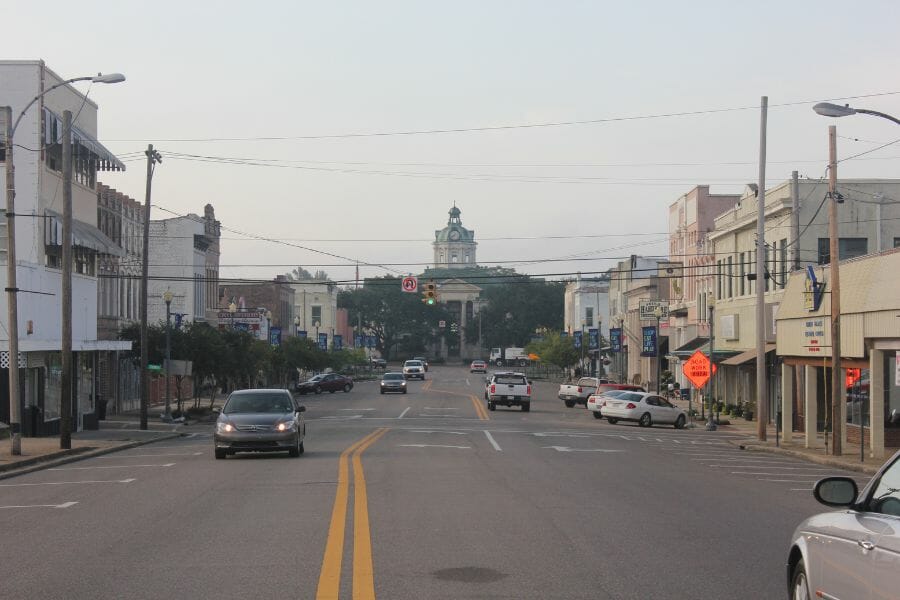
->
[[670, 337, 710, 358], [43, 108, 126, 172], [720, 344, 777, 366], [45, 210, 125, 257]]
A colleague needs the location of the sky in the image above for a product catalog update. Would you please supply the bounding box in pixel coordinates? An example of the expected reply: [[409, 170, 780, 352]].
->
[[8, 0, 900, 286]]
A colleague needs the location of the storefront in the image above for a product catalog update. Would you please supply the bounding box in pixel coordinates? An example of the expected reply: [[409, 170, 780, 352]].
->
[[776, 251, 900, 459]]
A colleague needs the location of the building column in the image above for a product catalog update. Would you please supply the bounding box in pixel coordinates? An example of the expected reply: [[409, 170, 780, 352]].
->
[[804, 365, 818, 448], [869, 349, 885, 460], [781, 363, 794, 444]]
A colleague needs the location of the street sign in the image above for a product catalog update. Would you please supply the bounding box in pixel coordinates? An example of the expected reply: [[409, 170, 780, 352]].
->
[[639, 299, 669, 321], [438, 320, 446, 328], [401, 276, 418, 293], [682, 350, 714, 388]]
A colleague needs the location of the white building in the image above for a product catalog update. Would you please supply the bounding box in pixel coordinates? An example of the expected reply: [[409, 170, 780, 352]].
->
[[292, 280, 338, 341], [564, 275, 609, 375], [0, 60, 129, 433], [147, 206, 221, 327]]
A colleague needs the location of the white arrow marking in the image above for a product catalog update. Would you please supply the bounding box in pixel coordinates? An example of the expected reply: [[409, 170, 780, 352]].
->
[[543, 446, 624, 453], [49, 463, 175, 471], [0, 478, 136, 487], [484, 431, 502, 452], [399, 444, 471, 449], [0, 501, 78, 509], [410, 430, 467, 435]]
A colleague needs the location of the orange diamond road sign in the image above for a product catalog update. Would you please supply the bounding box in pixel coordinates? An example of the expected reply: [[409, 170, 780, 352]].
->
[[683, 350, 714, 388]]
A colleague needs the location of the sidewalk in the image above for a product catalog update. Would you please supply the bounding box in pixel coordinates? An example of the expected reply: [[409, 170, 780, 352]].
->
[[0, 411, 188, 481], [693, 411, 894, 476]]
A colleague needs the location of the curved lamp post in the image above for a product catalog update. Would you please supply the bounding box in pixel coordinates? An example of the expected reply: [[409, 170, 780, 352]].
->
[[4, 72, 124, 455], [813, 102, 899, 455], [294, 315, 301, 337], [162, 290, 173, 422]]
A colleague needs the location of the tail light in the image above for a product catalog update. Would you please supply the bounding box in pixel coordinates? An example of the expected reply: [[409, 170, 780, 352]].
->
[[490, 385, 496, 394], [626, 403, 637, 409], [526, 385, 531, 395], [577, 387, 583, 393]]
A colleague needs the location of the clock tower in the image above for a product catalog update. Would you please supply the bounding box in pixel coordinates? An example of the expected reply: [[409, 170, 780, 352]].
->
[[433, 205, 477, 269]]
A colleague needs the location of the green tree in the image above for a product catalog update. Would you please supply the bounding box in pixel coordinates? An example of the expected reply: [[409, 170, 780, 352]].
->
[[526, 333, 579, 371], [477, 277, 564, 348]]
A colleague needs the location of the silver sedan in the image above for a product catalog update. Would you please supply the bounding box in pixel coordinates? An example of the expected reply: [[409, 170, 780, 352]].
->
[[600, 392, 687, 429], [214, 388, 306, 459]]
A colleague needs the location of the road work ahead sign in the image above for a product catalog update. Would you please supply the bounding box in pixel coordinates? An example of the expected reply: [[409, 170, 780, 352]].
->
[[682, 350, 716, 389]]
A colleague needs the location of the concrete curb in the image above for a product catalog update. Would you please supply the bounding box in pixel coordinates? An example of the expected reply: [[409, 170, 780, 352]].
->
[[0, 432, 184, 481], [727, 438, 881, 476]]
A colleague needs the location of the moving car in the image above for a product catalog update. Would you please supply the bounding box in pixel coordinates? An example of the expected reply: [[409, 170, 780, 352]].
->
[[412, 356, 429, 371], [470, 360, 487, 373], [296, 373, 354, 395], [403, 360, 426, 380], [787, 449, 900, 600], [380, 372, 407, 394], [600, 391, 687, 428], [586, 389, 640, 419], [214, 388, 306, 459], [485, 371, 531, 412], [370, 357, 387, 369]]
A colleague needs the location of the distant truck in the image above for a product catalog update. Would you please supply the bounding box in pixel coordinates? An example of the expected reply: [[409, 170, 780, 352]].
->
[[490, 347, 529, 367], [558, 377, 615, 408], [485, 371, 531, 412]]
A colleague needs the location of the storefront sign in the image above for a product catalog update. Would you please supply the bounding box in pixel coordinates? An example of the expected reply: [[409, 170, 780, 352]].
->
[[804, 266, 826, 312], [641, 326, 657, 357], [803, 318, 826, 354], [610, 328, 622, 353], [588, 328, 599, 350]]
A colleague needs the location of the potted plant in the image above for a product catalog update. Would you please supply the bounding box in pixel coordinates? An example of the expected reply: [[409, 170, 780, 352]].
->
[[732, 404, 743, 417], [744, 400, 755, 421]]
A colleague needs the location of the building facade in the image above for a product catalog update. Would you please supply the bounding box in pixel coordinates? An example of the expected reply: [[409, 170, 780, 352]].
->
[[433, 205, 477, 268], [219, 276, 295, 343], [564, 275, 609, 375], [291, 280, 337, 344]]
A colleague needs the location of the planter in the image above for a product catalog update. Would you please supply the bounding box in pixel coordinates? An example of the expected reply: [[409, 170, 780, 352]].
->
[[744, 412, 754, 421]]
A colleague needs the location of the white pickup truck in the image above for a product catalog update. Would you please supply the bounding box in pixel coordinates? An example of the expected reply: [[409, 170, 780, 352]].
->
[[558, 377, 613, 408], [485, 372, 531, 412]]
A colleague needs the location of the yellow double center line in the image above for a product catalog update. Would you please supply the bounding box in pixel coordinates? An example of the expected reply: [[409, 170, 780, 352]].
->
[[317, 428, 389, 600]]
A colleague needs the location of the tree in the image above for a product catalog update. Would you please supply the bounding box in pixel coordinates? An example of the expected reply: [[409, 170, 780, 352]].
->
[[477, 276, 564, 348], [526, 333, 579, 371], [285, 266, 330, 281]]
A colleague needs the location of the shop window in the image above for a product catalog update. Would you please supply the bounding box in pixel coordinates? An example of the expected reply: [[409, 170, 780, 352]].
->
[[817, 237, 868, 265], [886, 352, 900, 429], [739, 252, 745, 296], [894, 237, 900, 248], [846, 368, 869, 427]]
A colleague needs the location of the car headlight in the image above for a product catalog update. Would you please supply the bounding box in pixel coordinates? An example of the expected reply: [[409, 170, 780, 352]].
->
[[401, 381, 406, 386], [216, 422, 235, 433], [276, 421, 297, 432]]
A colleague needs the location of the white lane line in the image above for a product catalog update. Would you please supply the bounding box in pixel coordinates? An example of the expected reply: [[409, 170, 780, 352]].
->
[[725, 465, 832, 471], [340, 408, 376, 411], [398, 407, 411, 419], [0, 479, 136, 487], [0, 501, 78, 509], [731, 470, 828, 475], [423, 407, 459, 410], [466, 378, 470, 386], [411, 430, 467, 435], [544, 446, 624, 453], [49, 463, 175, 471], [97, 452, 201, 458], [484, 431, 502, 452], [399, 444, 471, 449]]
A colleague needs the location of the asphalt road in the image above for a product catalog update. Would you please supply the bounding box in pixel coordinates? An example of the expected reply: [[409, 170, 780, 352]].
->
[[0, 365, 872, 599]]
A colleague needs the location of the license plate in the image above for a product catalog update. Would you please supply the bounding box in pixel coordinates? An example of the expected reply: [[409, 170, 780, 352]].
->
[[506, 396, 514, 400]]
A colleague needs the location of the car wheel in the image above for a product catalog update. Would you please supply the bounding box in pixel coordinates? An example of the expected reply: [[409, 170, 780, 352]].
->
[[522, 402, 530, 412], [639, 413, 652, 427], [495, 359, 504, 367], [288, 438, 301, 457], [403, 389, 407, 394], [214, 449, 226, 460], [592, 412, 603, 419], [380, 390, 384, 395], [607, 418, 619, 424], [488, 402, 496, 411], [297, 441, 305, 455], [564, 400, 575, 408], [674, 415, 686, 429], [315, 385, 322, 394], [790, 559, 810, 600], [343, 384, 351, 392]]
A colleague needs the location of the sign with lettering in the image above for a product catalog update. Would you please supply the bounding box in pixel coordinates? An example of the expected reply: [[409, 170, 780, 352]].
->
[[639, 300, 669, 321], [803, 317, 826, 354], [333, 334, 342, 351], [804, 266, 826, 312], [641, 326, 657, 357], [318, 333, 328, 350], [610, 328, 622, 353], [573, 330, 583, 349], [682, 350, 713, 389], [588, 328, 599, 350]]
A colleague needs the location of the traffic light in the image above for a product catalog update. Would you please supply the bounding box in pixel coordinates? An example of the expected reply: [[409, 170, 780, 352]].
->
[[422, 281, 438, 305]]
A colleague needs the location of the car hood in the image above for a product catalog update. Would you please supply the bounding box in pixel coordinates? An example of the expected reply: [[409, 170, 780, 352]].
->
[[219, 412, 294, 426]]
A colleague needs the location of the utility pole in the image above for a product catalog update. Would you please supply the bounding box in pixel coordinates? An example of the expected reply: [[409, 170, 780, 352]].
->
[[828, 126, 842, 455], [4, 106, 21, 455], [140, 144, 161, 430], [755, 96, 768, 441], [790, 171, 800, 271], [60, 111, 73, 449], [706, 305, 717, 430]]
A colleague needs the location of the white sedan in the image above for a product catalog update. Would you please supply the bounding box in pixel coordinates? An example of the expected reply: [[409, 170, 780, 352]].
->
[[586, 390, 638, 419], [600, 392, 687, 429]]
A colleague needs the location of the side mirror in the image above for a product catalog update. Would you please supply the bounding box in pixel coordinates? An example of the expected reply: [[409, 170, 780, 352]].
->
[[813, 476, 858, 507], [296, 405, 307, 413]]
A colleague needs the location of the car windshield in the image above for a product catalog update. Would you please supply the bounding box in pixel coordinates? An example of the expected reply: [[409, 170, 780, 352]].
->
[[617, 393, 645, 402], [383, 373, 404, 381], [494, 376, 526, 385], [404, 361, 422, 367], [223, 392, 293, 414]]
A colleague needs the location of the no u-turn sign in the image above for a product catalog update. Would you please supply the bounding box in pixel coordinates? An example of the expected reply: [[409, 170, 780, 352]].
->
[[401, 276, 418, 293]]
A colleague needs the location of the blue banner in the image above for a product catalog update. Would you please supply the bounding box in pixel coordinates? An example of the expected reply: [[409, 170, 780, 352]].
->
[[269, 327, 281, 347], [610, 328, 622, 353], [641, 326, 657, 357], [560, 331, 568, 338], [366, 335, 376, 349], [354, 334, 363, 348], [334, 335, 343, 351], [297, 330, 307, 339], [573, 330, 583, 349], [318, 333, 328, 351], [588, 328, 599, 350]]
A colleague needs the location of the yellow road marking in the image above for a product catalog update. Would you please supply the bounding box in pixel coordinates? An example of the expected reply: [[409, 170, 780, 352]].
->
[[316, 429, 386, 600], [423, 382, 489, 421], [352, 428, 388, 599]]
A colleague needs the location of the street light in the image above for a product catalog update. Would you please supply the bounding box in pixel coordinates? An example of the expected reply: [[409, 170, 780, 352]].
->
[[228, 302, 237, 329], [294, 315, 301, 337], [314, 320, 321, 349], [813, 103, 900, 455], [3, 71, 125, 454], [652, 306, 664, 394], [163, 290, 173, 422]]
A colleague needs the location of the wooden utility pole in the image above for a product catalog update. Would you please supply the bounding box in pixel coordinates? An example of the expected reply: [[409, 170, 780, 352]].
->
[[4, 106, 21, 455], [828, 126, 842, 455], [140, 145, 161, 430], [60, 110, 73, 449]]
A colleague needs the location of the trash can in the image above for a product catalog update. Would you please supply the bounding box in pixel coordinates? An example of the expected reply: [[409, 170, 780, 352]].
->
[[23, 405, 41, 437], [96, 395, 107, 420]]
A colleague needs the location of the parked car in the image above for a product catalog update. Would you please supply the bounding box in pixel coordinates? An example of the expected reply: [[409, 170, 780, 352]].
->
[[403, 360, 426, 380], [380, 372, 407, 394], [214, 388, 306, 459], [412, 356, 429, 371], [558, 377, 617, 407], [296, 373, 354, 395], [787, 449, 900, 600], [370, 357, 387, 369], [586, 389, 640, 419], [470, 360, 487, 373], [600, 391, 687, 428]]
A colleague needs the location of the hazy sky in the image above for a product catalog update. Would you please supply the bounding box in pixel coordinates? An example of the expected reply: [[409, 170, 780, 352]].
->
[[8, 1, 900, 284]]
